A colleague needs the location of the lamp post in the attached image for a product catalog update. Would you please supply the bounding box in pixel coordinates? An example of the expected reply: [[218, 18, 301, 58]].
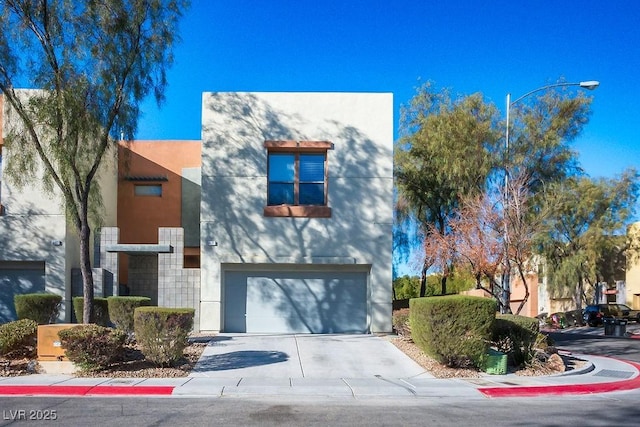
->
[[501, 80, 599, 313]]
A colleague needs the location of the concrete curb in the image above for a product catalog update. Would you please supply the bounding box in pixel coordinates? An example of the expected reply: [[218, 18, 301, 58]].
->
[[479, 359, 640, 398]]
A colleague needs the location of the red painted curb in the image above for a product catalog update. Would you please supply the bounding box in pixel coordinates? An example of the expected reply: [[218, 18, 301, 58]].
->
[[0, 385, 175, 396], [479, 360, 640, 398]]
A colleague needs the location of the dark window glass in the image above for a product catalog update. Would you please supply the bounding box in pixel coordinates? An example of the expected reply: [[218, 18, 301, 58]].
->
[[269, 183, 294, 205], [267, 152, 326, 206]]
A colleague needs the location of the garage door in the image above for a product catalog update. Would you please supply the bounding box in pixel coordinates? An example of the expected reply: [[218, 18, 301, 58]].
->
[[0, 261, 46, 323], [224, 270, 368, 334]]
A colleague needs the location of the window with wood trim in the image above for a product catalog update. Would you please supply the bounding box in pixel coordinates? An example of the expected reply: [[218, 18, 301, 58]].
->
[[264, 140, 332, 218]]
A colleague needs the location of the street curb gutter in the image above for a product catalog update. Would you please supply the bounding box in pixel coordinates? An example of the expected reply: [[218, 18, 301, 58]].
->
[[479, 360, 640, 398], [0, 385, 175, 396]]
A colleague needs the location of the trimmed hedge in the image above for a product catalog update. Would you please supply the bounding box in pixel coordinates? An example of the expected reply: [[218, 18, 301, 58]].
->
[[492, 314, 540, 366], [58, 324, 126, 371], [14, 293, 62, 325], [134, 307, 194, 367], [73, 297, 110, 326], [107, 296, 152, 334], [410, 295, 496, 368], [0, 319, 38, 357]]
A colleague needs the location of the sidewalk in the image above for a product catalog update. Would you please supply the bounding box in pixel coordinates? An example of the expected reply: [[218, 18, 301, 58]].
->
[[0, 352, 639, 399]]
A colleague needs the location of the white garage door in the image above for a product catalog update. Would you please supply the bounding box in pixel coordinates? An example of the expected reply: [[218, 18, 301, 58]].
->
[[0, 261, 46, 323], [224, 270, 368, 334]]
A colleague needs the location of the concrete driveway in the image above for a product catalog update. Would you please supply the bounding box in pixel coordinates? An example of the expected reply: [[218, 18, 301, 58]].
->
[[189, 334, 433, 379]]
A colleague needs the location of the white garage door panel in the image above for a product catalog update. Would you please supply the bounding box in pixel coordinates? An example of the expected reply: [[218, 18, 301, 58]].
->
[[224, 271, 367, 334]]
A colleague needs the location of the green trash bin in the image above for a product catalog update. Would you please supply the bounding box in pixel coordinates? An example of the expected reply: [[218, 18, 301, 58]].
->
[[484, 349, 507, 375]]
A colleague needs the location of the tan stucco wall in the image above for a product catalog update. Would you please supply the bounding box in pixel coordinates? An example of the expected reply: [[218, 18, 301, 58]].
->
[[627, 221, 640, 309]]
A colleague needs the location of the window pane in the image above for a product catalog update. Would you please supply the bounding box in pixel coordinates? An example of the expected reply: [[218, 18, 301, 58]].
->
[[134, 184, 162, 196], [269, 153, 295, 182], [299, 154, 324, 182], [268, 183, 294, 205], [299, 183, 324, 205]]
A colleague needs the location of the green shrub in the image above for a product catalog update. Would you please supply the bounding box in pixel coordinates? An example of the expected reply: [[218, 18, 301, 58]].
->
[[58, 324, 126, 371], [492, 314, 540, 366], [14, 293, 62, 324], [392, 308, 411, 338], [0, 319, 38, 357], [410, 295, 496, 368], [73, 297, 110, 326], [107, 296, 152, 334], [134, 307, 194, 367]]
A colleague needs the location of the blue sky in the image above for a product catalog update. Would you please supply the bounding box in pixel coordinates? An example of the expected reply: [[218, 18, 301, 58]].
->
[[138, 0, 640, 183]]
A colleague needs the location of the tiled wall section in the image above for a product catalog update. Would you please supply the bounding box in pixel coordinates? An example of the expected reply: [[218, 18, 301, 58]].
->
[[99, 227, 120, 297], [158, 228, 201, 331], [99, 226, 201, 330], [128, 255, 159, 304]]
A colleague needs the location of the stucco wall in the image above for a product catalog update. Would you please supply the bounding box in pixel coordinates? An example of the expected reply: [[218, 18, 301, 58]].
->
[[200, 92, 393, 332], [627, 222, 640, 308], [1, 90, 119, 321]]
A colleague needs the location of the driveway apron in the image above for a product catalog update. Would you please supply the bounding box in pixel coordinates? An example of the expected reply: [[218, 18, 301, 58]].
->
[[189, 334, 431, 379]]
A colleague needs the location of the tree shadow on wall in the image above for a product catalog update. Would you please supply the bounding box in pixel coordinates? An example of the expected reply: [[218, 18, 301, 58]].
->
[[0, 196, 64, 322], [201, 93, 392, 333]]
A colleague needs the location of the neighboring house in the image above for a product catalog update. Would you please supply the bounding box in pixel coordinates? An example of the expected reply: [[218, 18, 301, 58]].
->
[[626, 221, 640, 308], [199, 92, 394, 333], [0, 92, 117, 323]]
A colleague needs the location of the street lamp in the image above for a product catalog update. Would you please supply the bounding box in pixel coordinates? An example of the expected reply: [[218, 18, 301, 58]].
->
[[501, 80, 599, 313]]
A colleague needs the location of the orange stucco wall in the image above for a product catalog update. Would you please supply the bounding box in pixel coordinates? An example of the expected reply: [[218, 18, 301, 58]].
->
[[509, 273, 539, 317], [117, 140, 201, 283]]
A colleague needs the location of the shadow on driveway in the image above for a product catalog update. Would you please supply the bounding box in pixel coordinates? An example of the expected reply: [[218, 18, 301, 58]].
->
[[191, 350, 289, 372]]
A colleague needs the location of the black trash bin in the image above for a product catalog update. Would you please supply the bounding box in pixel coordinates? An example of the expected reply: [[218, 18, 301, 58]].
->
[[614, 319, 627, 337], [603, 317, 615, 336]]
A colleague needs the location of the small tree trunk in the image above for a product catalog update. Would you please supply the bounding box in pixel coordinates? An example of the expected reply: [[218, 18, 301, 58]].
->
[[79, 202, 95, 324], [501, 265, 512, 314], [419, 261, 427, 297]]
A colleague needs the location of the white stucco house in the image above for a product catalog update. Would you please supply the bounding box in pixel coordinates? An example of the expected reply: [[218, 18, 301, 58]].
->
[[199, 92, 394, 333]]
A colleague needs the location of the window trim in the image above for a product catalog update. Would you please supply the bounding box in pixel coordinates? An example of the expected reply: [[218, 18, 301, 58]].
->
[[264, 140, 332, 218]]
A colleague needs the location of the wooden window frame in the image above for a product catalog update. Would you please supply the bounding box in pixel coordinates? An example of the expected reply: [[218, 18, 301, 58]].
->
[[264, 140, 332, 218]]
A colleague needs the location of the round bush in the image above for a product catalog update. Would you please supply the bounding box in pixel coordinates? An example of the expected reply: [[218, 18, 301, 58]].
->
[[410, 295, 496, 368], [73, 297, 110, 326], [134, 307, 194, 367], [14, 293, 62, 325], [58, 324, 126, 371], [107, 296, 152, 334], [0, 319, 38, 357]]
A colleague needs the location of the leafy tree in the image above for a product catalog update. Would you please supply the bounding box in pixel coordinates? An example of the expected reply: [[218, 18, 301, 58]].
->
[[504, 84, 595, 190], [392, 275, 420, 300], [395, 83, 501, 296], [396, 80, 600, 309], [0, 0, 188, 323], [535, 170, 640, 308]]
